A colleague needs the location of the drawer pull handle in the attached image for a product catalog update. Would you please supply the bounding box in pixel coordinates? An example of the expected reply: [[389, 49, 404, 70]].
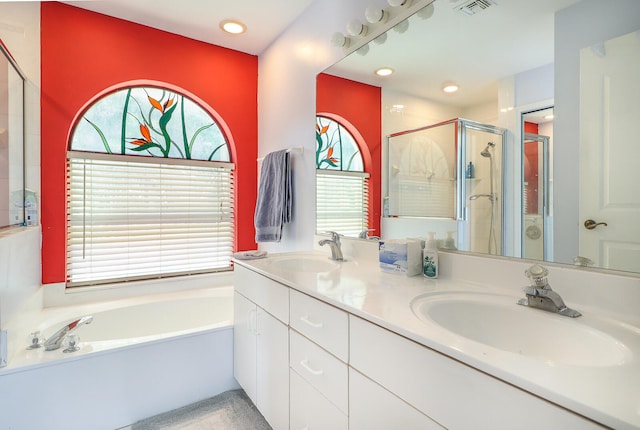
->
[[300, 315, 323, 329], [300, 359, 324, 376]]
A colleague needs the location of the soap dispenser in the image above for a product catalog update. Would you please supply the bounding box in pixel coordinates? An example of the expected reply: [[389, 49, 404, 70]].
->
[[423, 232, 439, 279]]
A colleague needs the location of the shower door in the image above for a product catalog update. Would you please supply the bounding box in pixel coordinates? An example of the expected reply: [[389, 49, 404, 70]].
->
[[460, 121, 506, 255]]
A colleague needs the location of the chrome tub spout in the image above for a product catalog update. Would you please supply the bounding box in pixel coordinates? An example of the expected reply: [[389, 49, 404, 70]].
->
[[44, 315, 94, 351]]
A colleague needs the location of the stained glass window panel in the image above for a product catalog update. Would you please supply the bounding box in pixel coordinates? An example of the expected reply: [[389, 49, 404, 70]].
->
[[71, 86, 230, 162]]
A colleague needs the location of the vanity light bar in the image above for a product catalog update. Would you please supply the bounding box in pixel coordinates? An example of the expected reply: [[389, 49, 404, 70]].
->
[[331, 0, 435, 54]]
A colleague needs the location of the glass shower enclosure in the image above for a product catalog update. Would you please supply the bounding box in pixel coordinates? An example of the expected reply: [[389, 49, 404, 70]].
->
[[387, 118, 506, 255]]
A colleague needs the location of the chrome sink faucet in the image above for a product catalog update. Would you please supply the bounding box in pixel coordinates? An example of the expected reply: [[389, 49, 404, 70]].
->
[[517, 264, 581, 318], [44, 315, 94, 351], [318, 231, 345, 261]]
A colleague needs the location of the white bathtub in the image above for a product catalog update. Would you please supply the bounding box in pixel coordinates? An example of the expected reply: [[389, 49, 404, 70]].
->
[[0, 282, 239, 430]]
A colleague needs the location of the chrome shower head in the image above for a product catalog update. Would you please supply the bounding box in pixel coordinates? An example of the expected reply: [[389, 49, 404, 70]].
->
[[481, 142, 495, 158]]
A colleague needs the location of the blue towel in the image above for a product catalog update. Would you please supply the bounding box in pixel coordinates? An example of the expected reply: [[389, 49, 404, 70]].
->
[[254, 150, 292, 242]]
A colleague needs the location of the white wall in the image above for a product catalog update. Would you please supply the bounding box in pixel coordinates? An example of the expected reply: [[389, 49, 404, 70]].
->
[[0, 3, 41, 328], [257, 0, 432, 252], [554, 0, 640, 265]]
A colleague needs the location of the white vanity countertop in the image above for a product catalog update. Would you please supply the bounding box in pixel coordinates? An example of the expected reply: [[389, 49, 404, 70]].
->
[[234, 251, 640, 430]]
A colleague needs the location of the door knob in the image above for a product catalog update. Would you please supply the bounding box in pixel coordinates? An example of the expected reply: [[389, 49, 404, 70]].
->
[[584, 219, 608, 230]]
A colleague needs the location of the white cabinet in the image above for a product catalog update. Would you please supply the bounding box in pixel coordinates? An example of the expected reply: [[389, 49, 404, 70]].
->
[[349, 368, 444, 430], [256, 306, 289, 430], [349, 315, 605, 430], [233, 291, 258, 403], [234, 266, 289, 430], [290, 289, 349, 362], [235, 262, 605, 430], [290, 330, 348, 414], [290, 369, 348, 430], [289, 290, 349, 429]]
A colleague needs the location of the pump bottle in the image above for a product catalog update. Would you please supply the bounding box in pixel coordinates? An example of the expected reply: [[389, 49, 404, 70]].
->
[[423, 232, 439, 279]]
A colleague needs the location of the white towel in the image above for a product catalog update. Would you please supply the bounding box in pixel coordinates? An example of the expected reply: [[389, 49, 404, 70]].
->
[[254, 150, 292, 242]]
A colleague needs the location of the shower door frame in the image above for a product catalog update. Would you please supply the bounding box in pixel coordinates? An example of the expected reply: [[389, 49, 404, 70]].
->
[[458, 119, 507, 255], [522, 132, 551, 261]]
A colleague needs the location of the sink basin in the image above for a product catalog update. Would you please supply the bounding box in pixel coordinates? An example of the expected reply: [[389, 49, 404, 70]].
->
[[411, 292, 633, 367], [268, 254, 340, 273]]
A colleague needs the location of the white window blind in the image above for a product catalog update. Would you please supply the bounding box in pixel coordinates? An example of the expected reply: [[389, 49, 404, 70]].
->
[[316, 170, 369, 237], [66, 153, 234, 286]]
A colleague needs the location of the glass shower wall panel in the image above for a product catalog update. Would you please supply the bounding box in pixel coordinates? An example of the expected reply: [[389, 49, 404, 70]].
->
[[387, 120, 457, 218]]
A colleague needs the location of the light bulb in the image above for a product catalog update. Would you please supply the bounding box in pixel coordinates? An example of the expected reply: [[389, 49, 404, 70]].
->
[[417, 4, 435, 19], [347, 19, 368, 37], [375, 67, 394, 77], [331, 32, 350, 48], [365, 5, 387, 24], [356, 44, 370, 56], [442, 83, 459, 93], [393, 19, 409, 34], [373, 32, 388, 45], [219, 20, 246, 35]]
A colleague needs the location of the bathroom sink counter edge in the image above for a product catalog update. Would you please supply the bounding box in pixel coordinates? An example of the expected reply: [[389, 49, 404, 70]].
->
[[234, 250, 640, 430]]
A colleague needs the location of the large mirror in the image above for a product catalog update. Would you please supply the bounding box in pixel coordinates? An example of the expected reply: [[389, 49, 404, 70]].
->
[[0, 39, 26, 228], [316, 0, 640, 274]]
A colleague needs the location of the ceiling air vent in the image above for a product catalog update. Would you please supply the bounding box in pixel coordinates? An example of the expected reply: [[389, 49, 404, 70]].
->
[[455, 0, 497, 16]]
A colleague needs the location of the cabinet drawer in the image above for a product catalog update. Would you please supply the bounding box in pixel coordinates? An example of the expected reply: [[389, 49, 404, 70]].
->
[[290, 289, 348, 361], [290, 330, 348, 414], [290, 368, 347, 430], [235, 265, 289, 324], [350, 368, 444, 430], [350, 316, 605, 430]]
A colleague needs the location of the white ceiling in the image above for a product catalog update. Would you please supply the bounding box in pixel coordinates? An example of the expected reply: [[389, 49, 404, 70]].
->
[[63, 0, 315, 55], [62, 0, 581, 108]]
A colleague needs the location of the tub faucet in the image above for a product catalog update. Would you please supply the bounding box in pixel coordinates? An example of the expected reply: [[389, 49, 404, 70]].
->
[[358, 229, 380, 241], [44, 315, 94, 351], [319, 231, 345, 261], [517, 265, 581, 318]]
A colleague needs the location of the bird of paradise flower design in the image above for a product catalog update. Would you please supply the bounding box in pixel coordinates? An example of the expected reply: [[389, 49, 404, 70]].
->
[[82, 86, 227, 161], [316, 116, 363, 171], [316, 117, 341, 169]]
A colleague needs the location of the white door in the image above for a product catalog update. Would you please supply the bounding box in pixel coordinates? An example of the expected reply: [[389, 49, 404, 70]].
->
[[579, 30, 640, 272]]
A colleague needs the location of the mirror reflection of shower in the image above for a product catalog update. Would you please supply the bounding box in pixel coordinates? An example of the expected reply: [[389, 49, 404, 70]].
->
[[469, 141, 498, 254], [384, 118, 505, 255], [463, 122, 505, 257]]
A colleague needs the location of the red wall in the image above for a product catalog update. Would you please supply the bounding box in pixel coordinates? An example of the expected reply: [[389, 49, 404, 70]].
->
[[316, 73, 381, 235], [41, 3, 258, 283]]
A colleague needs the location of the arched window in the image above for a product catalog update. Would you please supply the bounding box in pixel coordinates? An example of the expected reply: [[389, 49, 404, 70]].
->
[[315, 115, 369, 237], [67, 85, 234, 286]]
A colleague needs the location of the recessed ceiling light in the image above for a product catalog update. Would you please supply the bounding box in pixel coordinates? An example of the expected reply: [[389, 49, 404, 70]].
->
[[220, 20, 246, 35], [543, 114, 555, 120], [442, 83, 459, 93], [375, 67, 394, 77]]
